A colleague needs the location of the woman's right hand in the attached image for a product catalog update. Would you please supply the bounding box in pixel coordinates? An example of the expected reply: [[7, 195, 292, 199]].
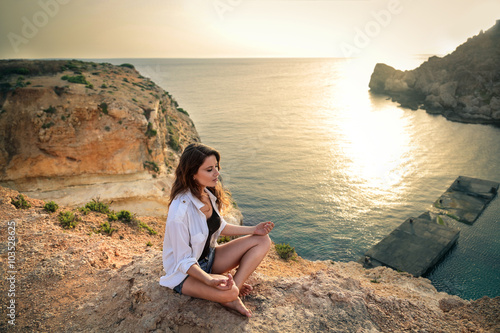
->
[[208, 273, 234, 290]]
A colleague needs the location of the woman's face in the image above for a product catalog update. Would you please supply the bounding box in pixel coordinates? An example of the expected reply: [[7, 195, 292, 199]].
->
[[194, 155, 220, 188]]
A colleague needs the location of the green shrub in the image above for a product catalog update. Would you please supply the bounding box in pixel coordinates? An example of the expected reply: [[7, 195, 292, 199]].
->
[[15, 80, 27, 88], [79, 206, 91, 215], [85, 198, 110, 214], [11, 194, 31, 209], [145, 122, 157, 137], [119, 63, 135, 69], [4, 67, 30, 75], [99, 221, 116, 235], [43, 105, 57, 114], [59, 211, 77, 229], [143, 161, 159, 173], [117, 210, 133, 223], [177, 107, 189, 116], [42, 122, 54, 129], [217, 235, 232, 244], [108, 212, 118, 221], [61, 75, 88, 85], [275, 243, 296, 261], [168, 131, 180, 151], [13, 76, 31, 87], [146, 241, 153, 246], [54, 86, 66, 96], [139, 221, 157, 235], [44, 201, 59, 213]]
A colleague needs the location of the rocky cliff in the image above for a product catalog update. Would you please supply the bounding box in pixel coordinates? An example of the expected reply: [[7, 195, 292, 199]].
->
[[0, 60, 199, 216], [1, 187, 499, 332], [369, 20, 500, 127]]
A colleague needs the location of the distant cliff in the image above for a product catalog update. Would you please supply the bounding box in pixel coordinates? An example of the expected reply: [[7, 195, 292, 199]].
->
[[369, 20, 500, 127], [0, 59, 199, 216]]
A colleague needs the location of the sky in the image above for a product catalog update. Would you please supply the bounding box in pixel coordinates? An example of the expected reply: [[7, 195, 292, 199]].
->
[[0, 0, 499, 60]]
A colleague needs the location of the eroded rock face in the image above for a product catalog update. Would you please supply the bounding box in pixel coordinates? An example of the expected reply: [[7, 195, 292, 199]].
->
[[0, 60, 199, 212], [369, 20, 500, 126]]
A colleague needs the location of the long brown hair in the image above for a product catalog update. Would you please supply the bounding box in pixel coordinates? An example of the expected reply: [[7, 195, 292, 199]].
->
[[169, 143, 230, 213]]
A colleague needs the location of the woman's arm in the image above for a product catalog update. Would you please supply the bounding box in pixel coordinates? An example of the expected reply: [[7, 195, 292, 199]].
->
[[221, 221, 274, 236]]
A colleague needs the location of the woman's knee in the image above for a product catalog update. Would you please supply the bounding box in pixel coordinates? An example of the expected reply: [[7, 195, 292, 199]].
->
[[256, 234, 271, 250]]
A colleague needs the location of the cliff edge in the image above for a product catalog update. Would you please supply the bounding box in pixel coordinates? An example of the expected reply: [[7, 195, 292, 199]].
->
[[0, 60, 199, 217], [369, 20, 500, 127], [1, 187, 499, 332]]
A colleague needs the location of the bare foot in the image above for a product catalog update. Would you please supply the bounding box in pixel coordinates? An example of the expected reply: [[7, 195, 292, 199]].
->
[[239, 283, 253, 297], [222, 297, 252, 318]]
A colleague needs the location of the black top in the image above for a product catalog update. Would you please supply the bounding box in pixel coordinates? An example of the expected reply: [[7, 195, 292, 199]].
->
[[200, 199, 221, 260]]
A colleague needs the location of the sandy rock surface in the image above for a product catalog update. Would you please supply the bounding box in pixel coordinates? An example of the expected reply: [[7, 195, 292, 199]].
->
[[1, 187, 499, 332]]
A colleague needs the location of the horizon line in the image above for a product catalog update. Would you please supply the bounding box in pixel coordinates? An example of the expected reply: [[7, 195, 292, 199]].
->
[[0, 54, 442, 62]]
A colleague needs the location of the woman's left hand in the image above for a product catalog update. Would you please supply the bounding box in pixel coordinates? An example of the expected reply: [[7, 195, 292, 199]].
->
[[254, 221, 274, 236]]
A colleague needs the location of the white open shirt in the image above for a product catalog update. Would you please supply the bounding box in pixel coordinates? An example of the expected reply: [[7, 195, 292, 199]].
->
[[159, 188, 227, 289]]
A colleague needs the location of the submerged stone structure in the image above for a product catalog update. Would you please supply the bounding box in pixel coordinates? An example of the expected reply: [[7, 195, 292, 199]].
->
[[430, 176, 499, 225], [364, 217, 460, 277], [362, 176, 499, 276]]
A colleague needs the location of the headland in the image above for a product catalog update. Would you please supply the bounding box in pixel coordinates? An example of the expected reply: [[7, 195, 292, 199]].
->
[[369, 20, 500, 127]]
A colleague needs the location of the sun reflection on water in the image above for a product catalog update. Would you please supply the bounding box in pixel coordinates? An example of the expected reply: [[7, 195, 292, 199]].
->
[[340, 108, 411, 189], [329, 59, 414, 197]]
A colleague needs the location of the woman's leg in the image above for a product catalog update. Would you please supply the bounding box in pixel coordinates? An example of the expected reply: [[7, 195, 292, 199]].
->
[[211, 234, 271, 291], [180, 274, 252, 317]]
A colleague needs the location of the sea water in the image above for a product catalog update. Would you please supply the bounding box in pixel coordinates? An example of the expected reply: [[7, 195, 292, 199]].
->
[[99, 57, 500, 300]]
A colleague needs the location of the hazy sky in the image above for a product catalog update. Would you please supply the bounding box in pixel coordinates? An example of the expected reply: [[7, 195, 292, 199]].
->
[[0, 0, 499, 59]]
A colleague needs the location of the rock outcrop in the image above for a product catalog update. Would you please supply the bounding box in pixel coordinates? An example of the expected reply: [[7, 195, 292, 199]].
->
[[369, 20, 500, 127], [1, 187, 499, 332], [0, 60, 199, 216]]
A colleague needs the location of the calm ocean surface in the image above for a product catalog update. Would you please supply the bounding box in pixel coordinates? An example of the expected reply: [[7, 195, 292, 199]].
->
[[101, 57, 499, 300]]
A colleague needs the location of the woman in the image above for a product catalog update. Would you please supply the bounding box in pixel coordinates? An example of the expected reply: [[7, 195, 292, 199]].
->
[[160, 143, 274, 317]]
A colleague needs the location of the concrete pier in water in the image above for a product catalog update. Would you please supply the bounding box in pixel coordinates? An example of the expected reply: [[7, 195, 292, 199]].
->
[[361, 176, 499, 276]]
